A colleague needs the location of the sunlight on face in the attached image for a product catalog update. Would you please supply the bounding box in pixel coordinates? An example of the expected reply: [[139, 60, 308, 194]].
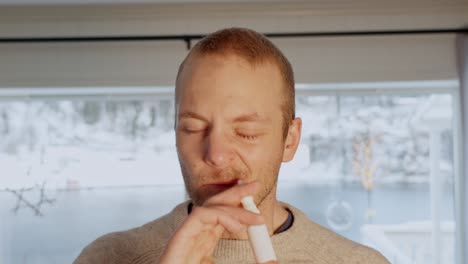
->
[[175, 54, 287, 205]]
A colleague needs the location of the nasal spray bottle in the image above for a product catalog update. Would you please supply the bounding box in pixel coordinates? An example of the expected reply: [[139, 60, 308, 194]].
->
[[238, 180, 277, 263]]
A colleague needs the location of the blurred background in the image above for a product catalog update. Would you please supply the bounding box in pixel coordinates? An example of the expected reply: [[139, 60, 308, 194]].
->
[[0, 1, 467, 263]]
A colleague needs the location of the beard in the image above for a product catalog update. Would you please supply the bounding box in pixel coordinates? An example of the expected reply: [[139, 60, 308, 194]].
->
[[180, 160, 281, 207], [181, 166, 246, 205]]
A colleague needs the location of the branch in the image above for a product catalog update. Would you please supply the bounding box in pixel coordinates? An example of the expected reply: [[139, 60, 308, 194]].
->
[[5, 182, 55, 216]]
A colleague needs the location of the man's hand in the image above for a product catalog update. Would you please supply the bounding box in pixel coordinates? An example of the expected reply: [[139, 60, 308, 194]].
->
[[159, 181, 269, 264]]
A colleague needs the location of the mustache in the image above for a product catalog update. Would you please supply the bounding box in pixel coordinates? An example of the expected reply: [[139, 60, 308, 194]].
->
[[197, 167, 247, 182]]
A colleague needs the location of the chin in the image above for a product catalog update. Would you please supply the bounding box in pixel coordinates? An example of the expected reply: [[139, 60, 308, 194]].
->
[[189, 190, 220, 206]]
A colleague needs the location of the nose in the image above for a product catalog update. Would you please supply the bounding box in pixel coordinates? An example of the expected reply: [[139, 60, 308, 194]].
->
[[204, 127, 234, 168]]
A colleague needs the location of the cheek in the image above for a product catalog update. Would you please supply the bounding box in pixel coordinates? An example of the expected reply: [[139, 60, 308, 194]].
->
[[176, 139, 201, 177], [239, 137, 284, 170], [253, 132, 285, 154], [177, 133, 201, 158]]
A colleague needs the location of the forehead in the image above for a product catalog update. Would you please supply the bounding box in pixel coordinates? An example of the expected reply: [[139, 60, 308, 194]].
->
[[176, 54, 284, 108]]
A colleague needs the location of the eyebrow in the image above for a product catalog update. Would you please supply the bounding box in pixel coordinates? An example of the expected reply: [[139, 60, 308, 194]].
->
[[233, 113, 270, 123], [178, 111, 209, 123], [178, 111, 269, 123]]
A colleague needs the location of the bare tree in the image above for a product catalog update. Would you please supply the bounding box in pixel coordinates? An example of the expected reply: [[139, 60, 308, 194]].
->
[[5, 182, 55, 216]]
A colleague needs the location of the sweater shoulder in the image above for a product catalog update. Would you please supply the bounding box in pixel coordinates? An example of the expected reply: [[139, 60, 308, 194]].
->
[[73, 230, 141, 264], [73, 201, 189, 264], [279, 202, 390, 264]]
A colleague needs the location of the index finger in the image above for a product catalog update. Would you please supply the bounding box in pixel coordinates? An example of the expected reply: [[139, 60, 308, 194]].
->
[[204, 181, 261, 207]]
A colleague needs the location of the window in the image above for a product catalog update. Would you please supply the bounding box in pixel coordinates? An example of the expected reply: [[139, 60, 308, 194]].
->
[[0, 88, 185, 264], [279, 81, 457, 264], [0, 81, 459, 264]]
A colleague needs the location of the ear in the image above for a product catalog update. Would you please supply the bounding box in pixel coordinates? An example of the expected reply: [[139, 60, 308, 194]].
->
[[282, 117, 302, 162]]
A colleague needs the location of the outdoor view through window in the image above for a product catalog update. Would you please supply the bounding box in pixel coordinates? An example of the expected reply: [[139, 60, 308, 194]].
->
[[0, 84, 456, 264]]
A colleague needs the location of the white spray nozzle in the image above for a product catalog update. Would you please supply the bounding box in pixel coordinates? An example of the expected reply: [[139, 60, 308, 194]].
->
[[238, 180, 277, 263]]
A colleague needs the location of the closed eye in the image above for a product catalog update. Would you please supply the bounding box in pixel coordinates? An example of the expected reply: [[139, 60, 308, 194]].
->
[[181, 126, 206, 134], [237, 132, 258, 141], [180, 126, 206, 134]]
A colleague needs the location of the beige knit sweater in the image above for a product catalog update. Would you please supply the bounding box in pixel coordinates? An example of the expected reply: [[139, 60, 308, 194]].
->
[[74, 201, 390, 264]]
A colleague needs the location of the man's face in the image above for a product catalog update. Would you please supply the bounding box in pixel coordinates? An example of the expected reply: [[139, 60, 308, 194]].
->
[[175, 54, 288, 206]]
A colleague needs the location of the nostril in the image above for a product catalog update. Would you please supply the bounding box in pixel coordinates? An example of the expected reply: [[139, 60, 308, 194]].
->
[[205, 152, 228, 167], [204, 145, 236, 168]]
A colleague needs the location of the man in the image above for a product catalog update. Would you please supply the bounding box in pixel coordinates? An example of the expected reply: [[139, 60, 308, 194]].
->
[[74, 27, 389, 264]]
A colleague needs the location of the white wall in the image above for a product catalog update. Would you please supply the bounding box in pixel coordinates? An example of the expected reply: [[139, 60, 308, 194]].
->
[[0, 1, 466, 87]]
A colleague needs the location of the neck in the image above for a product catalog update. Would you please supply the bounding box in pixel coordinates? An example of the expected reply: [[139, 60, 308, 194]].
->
[[221, 185, 288, 240]]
